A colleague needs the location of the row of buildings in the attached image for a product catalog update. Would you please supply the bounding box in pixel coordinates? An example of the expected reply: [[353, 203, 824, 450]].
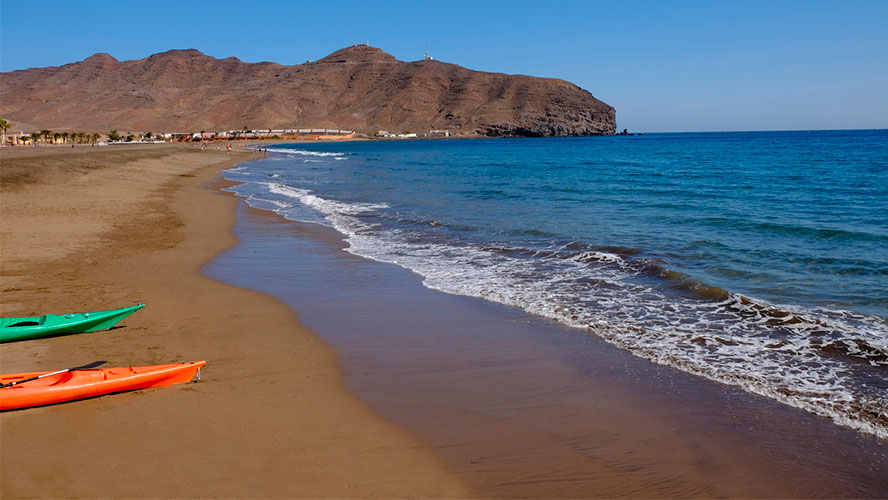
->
[[186, 129, 355, 140], [1, 126, 457, 146], [378, 129, 451, 138], [0, 128, 357, 146]]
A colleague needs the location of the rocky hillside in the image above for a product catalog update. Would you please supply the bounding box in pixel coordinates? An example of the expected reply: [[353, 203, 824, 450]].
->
[[0, 45, 615, 137]]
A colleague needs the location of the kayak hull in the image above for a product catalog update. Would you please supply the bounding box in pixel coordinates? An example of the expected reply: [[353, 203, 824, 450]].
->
[[0, 304, 145, 343], [0, 361, 205, 410]]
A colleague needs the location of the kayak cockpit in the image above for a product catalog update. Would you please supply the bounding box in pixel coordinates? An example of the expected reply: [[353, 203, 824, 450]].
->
[[1, 315, 48, 328]]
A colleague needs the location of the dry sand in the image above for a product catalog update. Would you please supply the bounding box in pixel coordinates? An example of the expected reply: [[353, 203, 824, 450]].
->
[[0, 143, 471, 498]]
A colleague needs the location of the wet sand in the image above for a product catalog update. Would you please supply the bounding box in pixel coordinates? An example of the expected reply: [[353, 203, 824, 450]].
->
[[0, 144, 471, 498], [207, 202, 888, 498], [3, 142, 886, 499]]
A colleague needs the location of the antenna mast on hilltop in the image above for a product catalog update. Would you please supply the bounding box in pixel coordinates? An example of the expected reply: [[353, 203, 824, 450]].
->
[[425, 42, 433, 61]]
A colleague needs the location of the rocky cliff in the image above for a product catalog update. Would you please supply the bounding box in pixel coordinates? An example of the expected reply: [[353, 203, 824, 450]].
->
[[0, 45, 615, 137]]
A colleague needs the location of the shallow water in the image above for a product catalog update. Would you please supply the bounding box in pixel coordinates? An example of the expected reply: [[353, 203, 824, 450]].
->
[[206, 205, 888, 497], [223, 131, 887, 437]]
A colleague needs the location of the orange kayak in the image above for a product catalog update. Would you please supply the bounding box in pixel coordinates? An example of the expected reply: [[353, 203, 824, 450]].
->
[[0, 361, 205, 410]]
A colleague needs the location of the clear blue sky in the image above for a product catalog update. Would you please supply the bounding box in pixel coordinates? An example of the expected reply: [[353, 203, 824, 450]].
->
[[2, 0, 886, 132]]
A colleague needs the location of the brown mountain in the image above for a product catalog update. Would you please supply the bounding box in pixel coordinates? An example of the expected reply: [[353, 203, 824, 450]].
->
[[0, 45, 615, 137]]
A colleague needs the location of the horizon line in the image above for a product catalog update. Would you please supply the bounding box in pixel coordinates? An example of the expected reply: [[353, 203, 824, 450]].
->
[[627, 127, 888, 134]]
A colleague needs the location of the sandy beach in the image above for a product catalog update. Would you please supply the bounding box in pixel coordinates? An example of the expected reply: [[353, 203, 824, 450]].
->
[[0, 143, 471, 498], [3, 2, 886, 496], [3, 142, 886, 499]]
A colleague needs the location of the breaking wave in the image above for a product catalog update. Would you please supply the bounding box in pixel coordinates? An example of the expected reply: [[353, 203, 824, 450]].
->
[[222, 168, 888, 439]]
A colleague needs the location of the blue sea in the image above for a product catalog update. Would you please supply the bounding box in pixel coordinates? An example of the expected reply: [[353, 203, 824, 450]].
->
[[223, 130, 888, 438]]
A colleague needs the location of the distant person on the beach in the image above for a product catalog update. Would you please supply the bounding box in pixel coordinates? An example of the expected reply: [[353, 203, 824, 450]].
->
[[226, 144, 231, 154]]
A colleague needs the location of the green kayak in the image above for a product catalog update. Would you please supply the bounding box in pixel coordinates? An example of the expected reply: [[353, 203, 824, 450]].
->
[[0, 304, 145, 343]]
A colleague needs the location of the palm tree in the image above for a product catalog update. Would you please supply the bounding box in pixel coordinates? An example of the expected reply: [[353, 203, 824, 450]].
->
[[0, 117, 9, 146], [53, 132, 61, 144], [61, 132, 69, 144], [39, 129, 52, 145], [92, 133, 100, 145]]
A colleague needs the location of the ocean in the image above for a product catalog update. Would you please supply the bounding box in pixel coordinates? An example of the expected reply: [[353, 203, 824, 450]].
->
[[222, 130, 888, 439]]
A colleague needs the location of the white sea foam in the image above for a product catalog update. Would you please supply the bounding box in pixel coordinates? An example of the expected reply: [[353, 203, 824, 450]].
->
[[277, 149, 346, 157], [223, 171, 888, 439], [246, 195, 290, 209], [267, 183, 388, 216], [572, 251, 624, 264]]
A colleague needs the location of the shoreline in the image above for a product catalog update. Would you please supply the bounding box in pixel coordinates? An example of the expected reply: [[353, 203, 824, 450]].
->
[[210, 146, 888, 498], [0, 144, 471, 497], [3, 140, 886, 498]]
